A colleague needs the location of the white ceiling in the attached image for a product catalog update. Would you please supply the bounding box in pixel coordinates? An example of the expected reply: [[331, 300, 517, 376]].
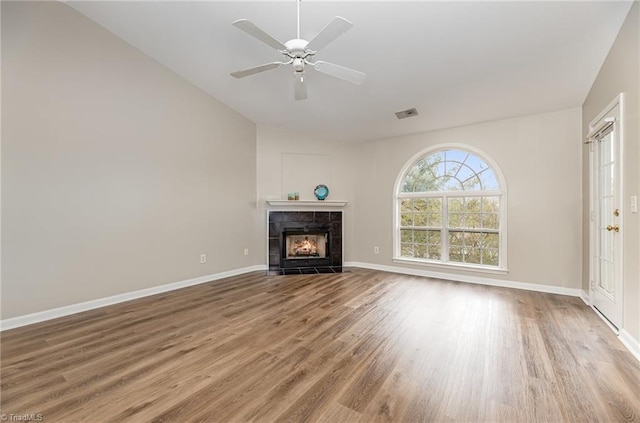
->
[[66, 1, 633, 142]]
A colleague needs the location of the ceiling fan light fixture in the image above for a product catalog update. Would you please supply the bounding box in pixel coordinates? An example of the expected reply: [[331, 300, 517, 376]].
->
[[293, 57, 305, 72]]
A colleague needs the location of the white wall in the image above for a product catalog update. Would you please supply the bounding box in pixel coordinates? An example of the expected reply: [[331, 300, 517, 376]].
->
[[353, 108, 583, 289], [1, 2, 261, 319], [582, 3, 639, 347], [256, 124, 360, 261]]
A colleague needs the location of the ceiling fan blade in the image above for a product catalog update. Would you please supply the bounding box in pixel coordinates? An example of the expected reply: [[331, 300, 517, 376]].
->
[[306, 17, 353, 52], [294, 76, 308, 101], [232, 19, 287, 51], [230, 62, 284, 79], [313, 61, 366, 85]]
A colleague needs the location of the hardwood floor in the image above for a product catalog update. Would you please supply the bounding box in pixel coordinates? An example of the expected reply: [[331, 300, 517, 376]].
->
[[1, 268, 639, 422]]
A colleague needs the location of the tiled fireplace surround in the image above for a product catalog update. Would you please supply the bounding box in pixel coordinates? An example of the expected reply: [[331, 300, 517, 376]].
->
[[268, 211, 343, 275]]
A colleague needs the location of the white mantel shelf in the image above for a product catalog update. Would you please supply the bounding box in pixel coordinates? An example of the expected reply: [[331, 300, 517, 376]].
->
[[266, 200, 348, 208]]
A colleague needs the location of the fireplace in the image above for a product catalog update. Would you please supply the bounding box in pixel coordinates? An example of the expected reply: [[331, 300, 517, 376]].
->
[[268, 211, 343, 274]]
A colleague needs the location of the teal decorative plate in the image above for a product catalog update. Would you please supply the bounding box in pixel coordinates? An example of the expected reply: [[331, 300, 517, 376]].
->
[[314, 184, 329, 201]]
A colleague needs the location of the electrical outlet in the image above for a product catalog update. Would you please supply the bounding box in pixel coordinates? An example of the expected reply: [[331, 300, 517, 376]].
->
[[631, 195, 638, 213], [244, 248, 249, 256], [200, 254, 206, 264], [374, 246, 380, 254]]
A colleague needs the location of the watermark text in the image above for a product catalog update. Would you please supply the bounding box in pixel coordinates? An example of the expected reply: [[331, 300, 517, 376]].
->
[[0, 414, 44, 422]]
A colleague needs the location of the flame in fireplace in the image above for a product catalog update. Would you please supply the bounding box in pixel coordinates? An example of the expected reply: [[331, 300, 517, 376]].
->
[[291, 236, 318, 257]]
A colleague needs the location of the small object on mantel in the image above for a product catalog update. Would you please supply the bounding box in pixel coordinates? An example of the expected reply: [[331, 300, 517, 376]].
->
[[295, 192, 300, 201], [287, 193, 294, 201], [314, 184, 329, 201]]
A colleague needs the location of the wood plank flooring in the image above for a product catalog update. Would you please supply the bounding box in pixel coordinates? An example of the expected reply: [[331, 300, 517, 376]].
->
[[1, 268, 639, 422]]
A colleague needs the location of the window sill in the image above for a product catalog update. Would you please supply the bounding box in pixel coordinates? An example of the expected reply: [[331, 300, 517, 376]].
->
[[392, 257, 509, 275]]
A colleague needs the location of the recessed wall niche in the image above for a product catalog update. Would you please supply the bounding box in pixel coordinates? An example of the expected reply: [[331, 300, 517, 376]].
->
[[281, 153, 331, 201]]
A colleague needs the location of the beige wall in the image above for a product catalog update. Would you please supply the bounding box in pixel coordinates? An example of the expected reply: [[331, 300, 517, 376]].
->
[[2, 0, 631, 341], [582, 3, 640, 344], [1, 2, 261, 319], [255, 124, 360, 261], [353, 108, 583, 289]]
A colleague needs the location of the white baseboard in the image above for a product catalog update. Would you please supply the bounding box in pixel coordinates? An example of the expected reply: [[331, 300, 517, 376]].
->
[[345, 261, 582, 297], [619, 329, 640, 362], [580, 290, 590, 305], [0, 265, 267, 331]]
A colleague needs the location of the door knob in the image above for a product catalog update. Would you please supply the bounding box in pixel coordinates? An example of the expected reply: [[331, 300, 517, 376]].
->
[[606, 225, 620, 232]]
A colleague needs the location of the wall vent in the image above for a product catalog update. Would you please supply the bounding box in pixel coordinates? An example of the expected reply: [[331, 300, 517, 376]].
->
[[395, 108, 419, 119]]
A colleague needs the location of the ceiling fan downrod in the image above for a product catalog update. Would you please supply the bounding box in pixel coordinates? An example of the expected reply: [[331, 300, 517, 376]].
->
[[297, 0, 301, 40]]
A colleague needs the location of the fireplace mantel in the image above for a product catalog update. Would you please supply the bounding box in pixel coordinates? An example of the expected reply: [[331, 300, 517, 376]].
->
[[266, 200, 347, 208]]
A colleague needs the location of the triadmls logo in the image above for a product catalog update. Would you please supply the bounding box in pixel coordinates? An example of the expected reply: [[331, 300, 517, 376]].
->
[[0, 414, 44, 422]]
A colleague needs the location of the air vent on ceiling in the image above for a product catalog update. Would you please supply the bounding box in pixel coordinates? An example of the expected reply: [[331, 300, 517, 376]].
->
[[395, 108, 419, 119]]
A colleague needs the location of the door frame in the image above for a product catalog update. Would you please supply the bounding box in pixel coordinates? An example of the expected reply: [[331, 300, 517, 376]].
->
[[588, 93, 625, 332]]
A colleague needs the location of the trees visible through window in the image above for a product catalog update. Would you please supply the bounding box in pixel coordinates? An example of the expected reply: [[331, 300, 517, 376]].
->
[[396, 148, 505, 268]]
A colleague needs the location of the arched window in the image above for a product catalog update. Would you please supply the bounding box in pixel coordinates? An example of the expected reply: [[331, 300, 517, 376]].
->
[[394, 147, 506, 270]]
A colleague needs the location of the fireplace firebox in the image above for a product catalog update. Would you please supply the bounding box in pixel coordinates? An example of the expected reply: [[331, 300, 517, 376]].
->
[[281, 229, 331, 268]]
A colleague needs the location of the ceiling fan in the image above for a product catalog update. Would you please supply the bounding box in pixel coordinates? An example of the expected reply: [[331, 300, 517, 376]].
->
[[230, 0, 366, 101]]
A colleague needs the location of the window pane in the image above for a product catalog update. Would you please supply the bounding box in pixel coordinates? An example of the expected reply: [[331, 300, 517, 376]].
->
[[428, 245, 441, 260], [482, 213, 499, 229], [414, 199, 428, 212], [414, 244, 427, 258], [442, 176, 463, 190], [401, 244, 414, 257], [449, 213, 464, 228], [414, 214, 427, 226], [445, 160, 462, 176], [465, 232, 482, 247], [414, 230, 427, 244], [479, 169, 499, 190], [426, 198, 442, 212], [427, 198, 442, 227], [401, 199, 412, 213], [401, 213, 413, 226], [427, 230, 441, 245], [465, 155, 488, 173], [449, 197, 464, 213], [485, 233, 499, 249], [462, 176, 481, 191], [465, 198, 482, 213], [482, 197, 499, 212], [449, 247, 463, 262], [433, 161, 446, 177], [482, 249, 499, 265], [449, 231, 463, 246], [466, 214, 481, 228], [456, 165, 475, 183], [465, 248, 482, 264], [401, 229, 413, 243]]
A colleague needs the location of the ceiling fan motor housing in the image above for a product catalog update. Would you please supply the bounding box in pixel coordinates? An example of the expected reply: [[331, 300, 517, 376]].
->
[[284, 38, 309, 55]]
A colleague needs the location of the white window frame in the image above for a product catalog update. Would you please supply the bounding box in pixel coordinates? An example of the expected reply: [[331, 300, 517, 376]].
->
[[393, 144, 508, 274]]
